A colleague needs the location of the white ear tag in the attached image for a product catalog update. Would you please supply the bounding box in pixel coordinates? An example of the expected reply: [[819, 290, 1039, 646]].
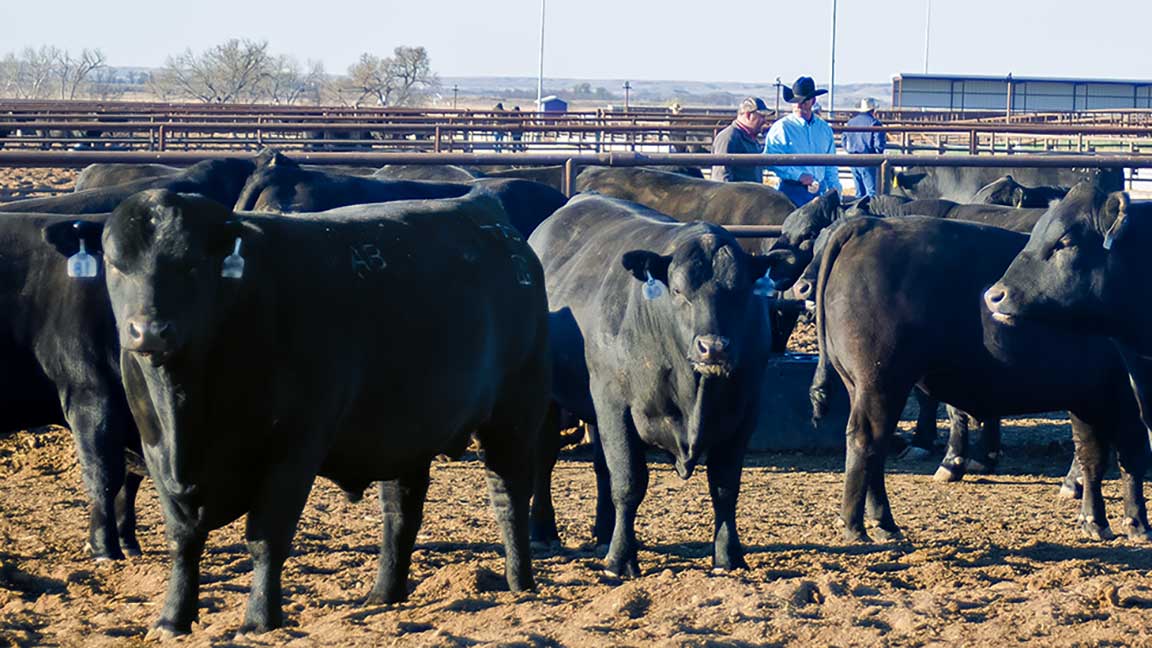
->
[[67, 233, 98, 279], [221, 237, 245, 279], [642, 270, 666, 300], [753, 269, 777, 297], [1103, 232, 1115, 250]]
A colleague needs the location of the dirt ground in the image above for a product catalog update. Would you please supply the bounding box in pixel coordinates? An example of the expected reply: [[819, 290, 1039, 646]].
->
[[5, 167, 1152, 647]]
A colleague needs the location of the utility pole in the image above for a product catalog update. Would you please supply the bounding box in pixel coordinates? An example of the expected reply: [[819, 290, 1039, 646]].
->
[[923, 0, 932, 73], [537, 0, 546, 111], [829, 0, 837, 115], [452, 84, 459, 109], [623, 81, 632, 112], [774, 77, 782, 115]]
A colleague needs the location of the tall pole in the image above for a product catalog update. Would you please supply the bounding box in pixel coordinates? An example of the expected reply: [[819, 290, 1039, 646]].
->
[[623, 81, 632, 112], [829, 0, 837, 115], [536, 0, 546, 110], [923, 0, 932, 73]]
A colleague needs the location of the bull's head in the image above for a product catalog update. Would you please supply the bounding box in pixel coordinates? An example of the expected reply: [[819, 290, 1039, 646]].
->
[[985, 180, 1134, 335], [766, 190, 841, 290], [101, 190, 251, 366], [621, 232, 794, 377]]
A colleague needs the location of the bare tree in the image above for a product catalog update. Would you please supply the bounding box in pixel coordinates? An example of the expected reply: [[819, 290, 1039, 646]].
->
[[10, 46, 59, 99], [263, 56, 328, 105], [55, 48, 106, 99], [389, 46, 438, 106], [162, 39, 273, 103], [345, 46, 438, 107]]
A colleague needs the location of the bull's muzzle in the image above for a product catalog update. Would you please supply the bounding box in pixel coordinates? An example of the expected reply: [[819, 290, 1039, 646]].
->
[[983, 284, 1017, 324], [124, 315, 177, 361], [692, 335, 732, 376]]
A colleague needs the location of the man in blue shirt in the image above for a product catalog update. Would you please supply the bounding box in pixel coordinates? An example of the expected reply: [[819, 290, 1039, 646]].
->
[[764, 76, 841, 207], [842, 97, 887, 197]]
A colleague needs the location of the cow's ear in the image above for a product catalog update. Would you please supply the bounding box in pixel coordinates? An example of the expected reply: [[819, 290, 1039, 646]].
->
[[1011, 187, 1026, 208], [255, 147, 294, 169], [621, 250, 671, 284], [1103, 191, 1131, 250], [823, 190, 842, 220], [42, 220, 104, 257], [896, 172, 926, 190], [749, 249, 799, 284]]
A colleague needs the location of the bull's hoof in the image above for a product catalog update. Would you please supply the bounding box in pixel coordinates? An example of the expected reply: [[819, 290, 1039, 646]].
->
[[712, 553, 748, 573], [844, 528, 872, 543], [933, 464, 964, 483], [899, 446, 932, 461], [145, 621, 188, 641], [530, 539, 563, 552], [1123, 518, 1152, 543], [966, 457, 998, 475], [366, 587, 407, 606], [1058, 483, 1083, 500], [1080, 520, 1116, 542], [85, 541, 125, 562], [603, 556, 641, 579], [873, 526, 904, 542]]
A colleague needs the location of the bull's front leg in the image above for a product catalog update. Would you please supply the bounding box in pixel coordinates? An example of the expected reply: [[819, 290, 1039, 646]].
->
[[64, 400, 129, 560], [596, 404, 648, 579], [368, 465, 431, 604], [240, 462, 318, 634], [1113, 419, 1152, 542], [706, 440, 749, 572], [150, 517, 206, 637], [1071, 418, 1114, 541]]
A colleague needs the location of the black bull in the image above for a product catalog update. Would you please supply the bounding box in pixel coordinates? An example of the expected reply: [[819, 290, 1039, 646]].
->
[[528, 193, 794, 578], [808, 216, 1151, 543], [61, 188, 551, 636], [0, 213, 145, 561]]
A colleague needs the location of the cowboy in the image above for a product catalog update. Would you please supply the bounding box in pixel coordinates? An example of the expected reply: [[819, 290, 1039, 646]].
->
[[710, 96, 771, 182], [764, 76, 841, 207], [842, 97, 887, 197]]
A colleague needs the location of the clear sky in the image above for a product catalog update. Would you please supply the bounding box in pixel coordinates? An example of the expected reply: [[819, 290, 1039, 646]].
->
[[1, 0, 1148, 84]]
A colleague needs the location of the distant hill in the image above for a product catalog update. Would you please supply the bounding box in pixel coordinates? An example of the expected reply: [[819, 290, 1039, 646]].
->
[[438, 75, 891, 110]]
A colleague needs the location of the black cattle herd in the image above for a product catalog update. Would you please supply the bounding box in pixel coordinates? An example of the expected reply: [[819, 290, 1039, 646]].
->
[[0, 152, 1144, 636]]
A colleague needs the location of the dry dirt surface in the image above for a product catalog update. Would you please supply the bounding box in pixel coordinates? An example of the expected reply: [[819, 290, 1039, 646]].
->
[[4, 168, 1152, 646], [0, 167, 76, 202], [4, 420, 1152, 648]]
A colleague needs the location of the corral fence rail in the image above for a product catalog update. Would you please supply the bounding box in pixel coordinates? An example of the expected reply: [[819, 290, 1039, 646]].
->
[[2, 151, 1148, 240]]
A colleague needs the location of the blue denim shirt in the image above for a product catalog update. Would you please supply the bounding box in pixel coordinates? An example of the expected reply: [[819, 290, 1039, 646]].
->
[[842, 112, 886, 155], [764, 113, 841, 192]]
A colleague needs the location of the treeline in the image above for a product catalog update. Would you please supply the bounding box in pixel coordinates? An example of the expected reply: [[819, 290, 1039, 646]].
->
[[0, 40, 439, 107]]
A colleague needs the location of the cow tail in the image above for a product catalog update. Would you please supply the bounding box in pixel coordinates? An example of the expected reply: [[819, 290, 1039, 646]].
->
[[809, 223, 850, 425]]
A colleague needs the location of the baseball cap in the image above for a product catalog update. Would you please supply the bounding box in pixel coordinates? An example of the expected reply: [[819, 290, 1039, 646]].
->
[[738, 96, 771, 116]]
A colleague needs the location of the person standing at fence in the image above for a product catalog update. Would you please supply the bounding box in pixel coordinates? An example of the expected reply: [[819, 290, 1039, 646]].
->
[[842, 97, 886, 197], [764, 76, 841, 207], [492, 102, 506, 152], [710, 96, 771, 182], [510, 106, 525, 151]]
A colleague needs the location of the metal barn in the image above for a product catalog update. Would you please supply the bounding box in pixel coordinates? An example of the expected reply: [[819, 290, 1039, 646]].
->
[[892, 73, 1152, 113]]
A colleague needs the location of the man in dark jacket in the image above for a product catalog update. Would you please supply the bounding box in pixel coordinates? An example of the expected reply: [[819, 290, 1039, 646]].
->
[[842, 97, 886, 197], [710, 96, 770, 182]]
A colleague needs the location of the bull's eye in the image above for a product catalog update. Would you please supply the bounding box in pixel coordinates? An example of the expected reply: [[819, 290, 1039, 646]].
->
[[1052, 236, 1076, 253]]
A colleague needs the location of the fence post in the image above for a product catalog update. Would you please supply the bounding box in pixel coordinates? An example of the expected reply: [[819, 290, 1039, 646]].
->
[[158, 124, 166, 151], [434, 126, 442, 153], [969, 130, 978, 155], [878, 160, 890, 196], [563, 158, 579, 197]]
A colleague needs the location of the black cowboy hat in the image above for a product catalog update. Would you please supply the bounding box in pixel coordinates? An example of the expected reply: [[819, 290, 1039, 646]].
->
[[782, 76, 828, 104]]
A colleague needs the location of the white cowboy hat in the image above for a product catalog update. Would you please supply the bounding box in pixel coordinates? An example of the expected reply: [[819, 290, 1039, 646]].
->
[[858, 97, 879, 112]]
